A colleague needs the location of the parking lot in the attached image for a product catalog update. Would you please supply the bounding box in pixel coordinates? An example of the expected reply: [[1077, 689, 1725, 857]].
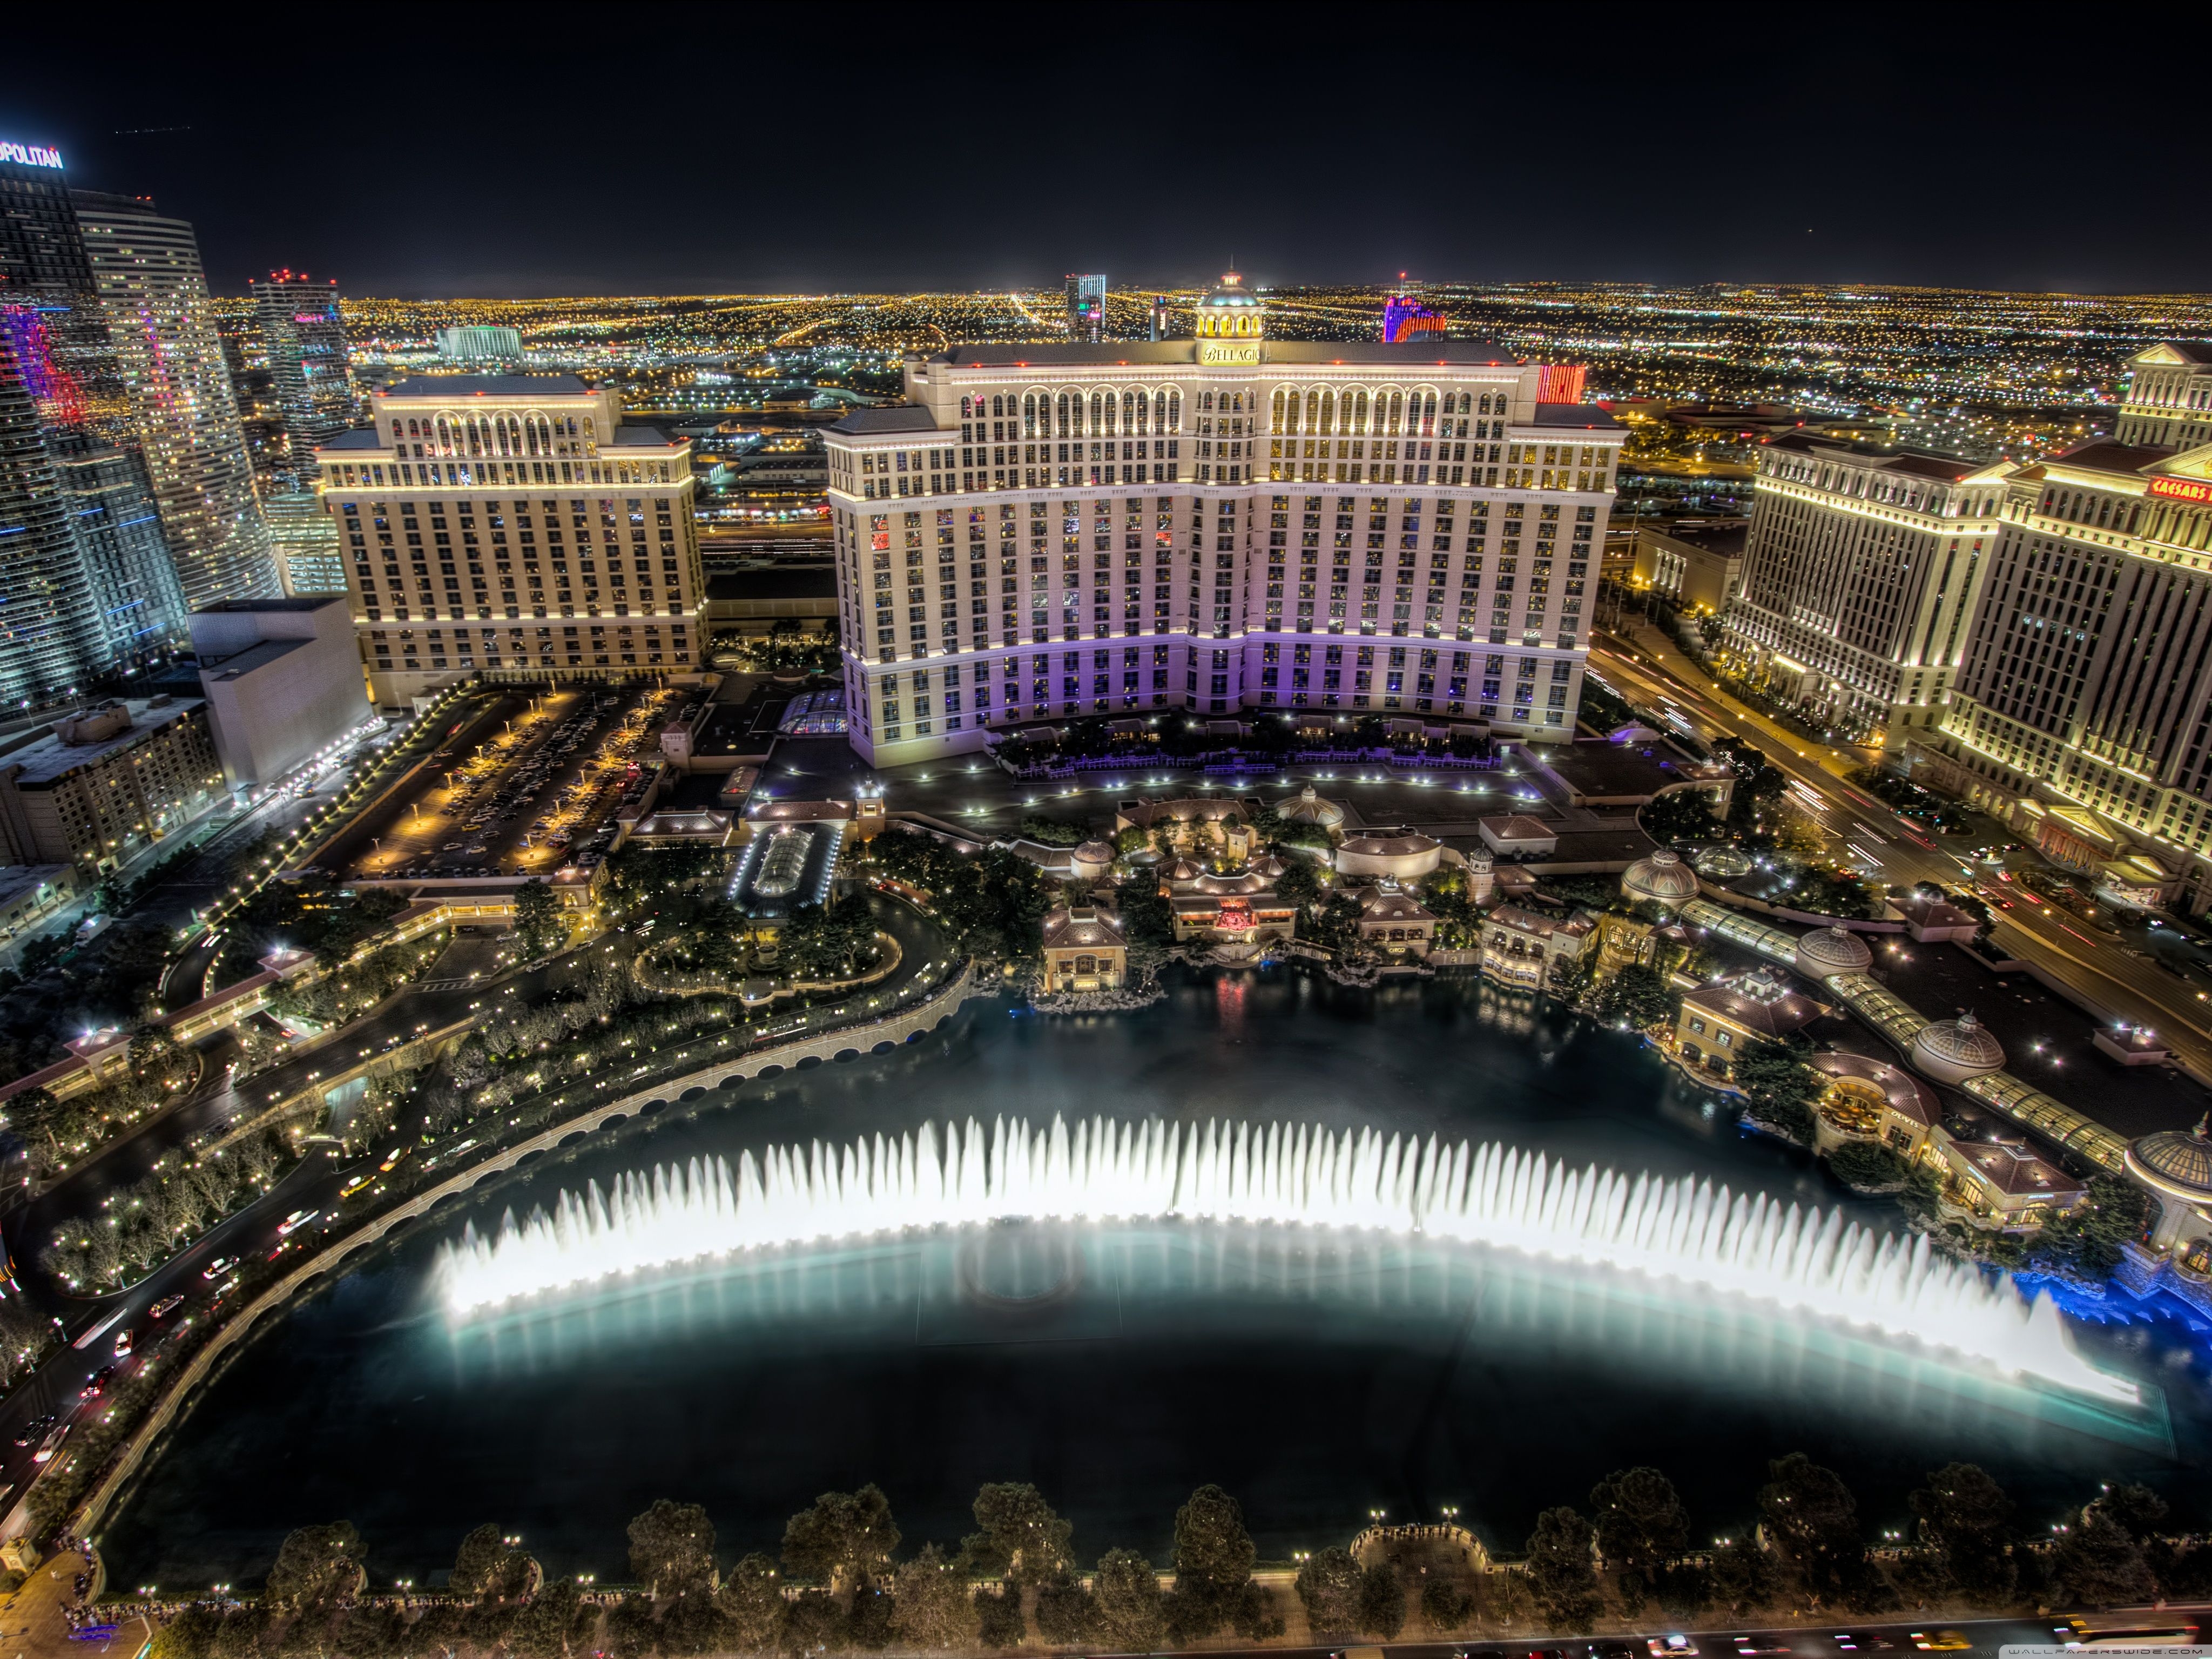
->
[[333, 683, 681, 883]]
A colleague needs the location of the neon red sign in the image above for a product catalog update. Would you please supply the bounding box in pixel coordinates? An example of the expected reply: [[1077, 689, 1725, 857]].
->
[[2149, 476, 2212, 504]]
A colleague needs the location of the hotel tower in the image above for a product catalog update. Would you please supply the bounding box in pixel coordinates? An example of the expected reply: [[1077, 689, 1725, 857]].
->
[[824, 273, 1622, 765]]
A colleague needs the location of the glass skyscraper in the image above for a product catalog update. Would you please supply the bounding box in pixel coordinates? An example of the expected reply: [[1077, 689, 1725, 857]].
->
[[0, 146, 187, 700], [75, 190, 277, 612], [251, 269, 355, 488]]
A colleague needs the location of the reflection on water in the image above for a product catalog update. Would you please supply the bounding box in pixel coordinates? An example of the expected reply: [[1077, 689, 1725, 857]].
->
[[453, 1222, 2173, 1456], [97, 970, 2212, 1587]]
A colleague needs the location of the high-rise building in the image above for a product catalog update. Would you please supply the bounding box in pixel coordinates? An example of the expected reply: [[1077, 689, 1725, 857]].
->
[[57, 443, 190, 669], [262, 489, 346, 595], [1148, 296, 1170, 342], [823, 273, 1621, 766], [436, 325, 522, 363], [0, 142, 186, 696], [74, 190, 278, 612], [191, 597, 366, 788], [312, 375, 707, 706], [1912, 420, 2212, 911], [2115, 342, 2212, 449], [251, 270, 355, 488], [1064, 275, 1106, 344], [0, 696, 222, 878], [0, 325, 99, 705], [1720, 433, 2007, 747]]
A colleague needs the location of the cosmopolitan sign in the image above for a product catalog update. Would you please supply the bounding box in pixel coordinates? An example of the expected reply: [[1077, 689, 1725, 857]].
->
[[2149, 475, 2212, 505], [0, 141, 64, 169]]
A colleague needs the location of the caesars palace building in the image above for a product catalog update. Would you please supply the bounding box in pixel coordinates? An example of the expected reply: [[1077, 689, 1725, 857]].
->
[[826, 274, 1624, 766]]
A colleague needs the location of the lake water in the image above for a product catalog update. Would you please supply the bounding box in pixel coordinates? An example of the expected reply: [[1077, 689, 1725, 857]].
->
[[100, 968, 2211, 1588]]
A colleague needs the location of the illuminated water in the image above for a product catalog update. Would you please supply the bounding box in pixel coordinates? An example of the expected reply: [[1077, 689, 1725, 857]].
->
[[102, 969, 2210, 1585]]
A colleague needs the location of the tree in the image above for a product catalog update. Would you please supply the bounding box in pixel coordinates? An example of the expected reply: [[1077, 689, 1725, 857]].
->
[[1759, 1453, 1862, 1606], [1419, 1577, 1478, 1634], [1274, 858, 1321, 913], [2100, 1482, 2168, 1543], [1598, 965, 1678, 1030], [1735, 1041, 1823, 1142], [972, 1584, 1025, 1648], [891, 1545, 980, 1649], [2029, 1176, 2153, 1282], [514, 878, 562, 960], [1525, 1507, 1602, 1631], [716, 1553, 785, 1651], [451, 1523, 537, 1603], [1908, 1463, 2014, 1603], [628, 1499, 717, 1598], [511, 1580, 589, 1659], [2054, 1507, 2155, 1608], [1034, 1573, 1095, 1644], [779, 1591, 846, 1654], [1168, 1483, 1257, 1637], [1091, 1549, 1163, 1651], [1590, 1467, 1689, 1577], [264, 1522, 367, 1613], [1354, 1564, 1406, 1638], [963, 1482, 1074, 1586], [1708, 1537, 1778, 1615], [781, 1484, 900, 1595], [1293, 1546, 1363, 1636], [658, 1591, 731, 1657], [1644, 791, 1721, 844]]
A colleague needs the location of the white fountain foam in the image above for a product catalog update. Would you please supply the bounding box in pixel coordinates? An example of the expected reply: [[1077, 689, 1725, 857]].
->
[[433, 1116, 2134, 1403]]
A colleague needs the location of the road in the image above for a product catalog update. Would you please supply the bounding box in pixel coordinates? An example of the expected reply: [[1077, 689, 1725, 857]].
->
[[0, 892, 950, 1518], [1588, 622, 2212, 1082]]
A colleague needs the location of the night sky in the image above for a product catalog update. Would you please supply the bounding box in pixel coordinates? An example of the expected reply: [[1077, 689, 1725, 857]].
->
[[7, 17, 2201, 299]]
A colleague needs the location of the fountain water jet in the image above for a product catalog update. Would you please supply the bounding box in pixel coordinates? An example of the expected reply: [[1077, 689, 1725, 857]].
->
[[432, 1116, 2133, 1402]]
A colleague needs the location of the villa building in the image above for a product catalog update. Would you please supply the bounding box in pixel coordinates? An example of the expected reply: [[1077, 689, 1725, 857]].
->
[[1040, 905, 1125, 992], [1811, 1050, 1937, 1158], [1358, 883, 1437, 959], [1482, 904, 1593, 989], [1675, 968, 1822, 1080], [1937, 1136, 2087, 1229], [824, 272, 1623, 765]]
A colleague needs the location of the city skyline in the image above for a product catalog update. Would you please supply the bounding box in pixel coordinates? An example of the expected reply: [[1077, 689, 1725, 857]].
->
[[9, 19, 2210, 298]]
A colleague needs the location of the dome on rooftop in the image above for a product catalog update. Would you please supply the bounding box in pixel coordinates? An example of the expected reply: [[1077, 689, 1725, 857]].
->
[[1695, 845, 1755, 879], [1071, 839, 1116, 876], [2128, 1116, 2212, 1203], [1279, 784, 1345, 829], [1795, 925, 1873, 981], [1622, 848, 1700, 908], [1911, 1011, 2006, 1084]]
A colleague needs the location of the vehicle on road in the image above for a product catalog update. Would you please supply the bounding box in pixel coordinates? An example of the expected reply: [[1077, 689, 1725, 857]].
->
[[80, 1365, 114, 1397], [1911, 1634, 1971, 1651], [150, 1294, 184, 1319], [33, 1422, 68, 1462], [1734, 1641, 1793, 1656], [15, 1413, 56, 1447], [2059, 1620, 2200, 1650], [1834, 1636, 1896, 1650], [202, 1256, 237, 1280], [112, 1328, 132, 1357], [1650, 1640, 1700, 1658], [279, 1208, 320, 1236]]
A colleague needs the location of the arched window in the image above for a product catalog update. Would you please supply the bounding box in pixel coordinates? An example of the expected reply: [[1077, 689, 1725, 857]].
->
[[1388, 392, 1404, 435], [1089, 392, 1104, 434], [1133, 391, 1148, 434], [1056, 392, 1070, 437], [1420, 393, 1437, 436], [1353, 389, 1369, 433], [1167, 389, 1181, 431], [1123, 390, 1137, 433], [1155, 390, 1169, 434], [1320, 388, 1335, 435], [960, 396, 973, 419], [1272, 389, 1287, 434], [1304, 389, 1320, 433], [1021, 393, 1036, 437]]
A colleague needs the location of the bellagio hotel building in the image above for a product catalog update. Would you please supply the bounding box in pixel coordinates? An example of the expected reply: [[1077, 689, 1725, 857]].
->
[[826, 274, 1622, 766], [313, 375, 705, 707]]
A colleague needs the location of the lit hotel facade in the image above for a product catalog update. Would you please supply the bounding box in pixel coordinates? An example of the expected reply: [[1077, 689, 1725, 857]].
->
[[825, 275, 1622, 766], [1911, 419, 2212, 912], [313, 375, 704, 707]]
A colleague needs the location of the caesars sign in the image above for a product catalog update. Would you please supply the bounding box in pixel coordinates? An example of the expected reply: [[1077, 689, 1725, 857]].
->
[[2149, 475, 2212, 506], [0, 142, 64, 170], [1198, 338, 1261, 368]]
